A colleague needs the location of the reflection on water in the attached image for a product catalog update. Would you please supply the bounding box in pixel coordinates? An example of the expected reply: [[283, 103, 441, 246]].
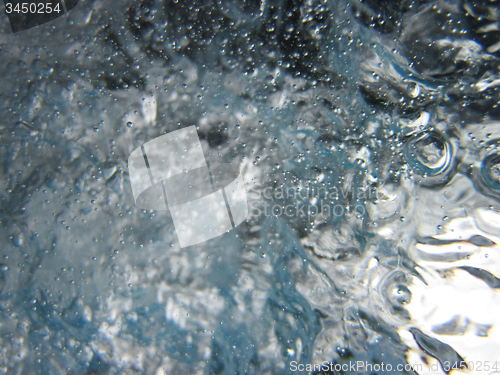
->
[[0, 0, 499, 374]]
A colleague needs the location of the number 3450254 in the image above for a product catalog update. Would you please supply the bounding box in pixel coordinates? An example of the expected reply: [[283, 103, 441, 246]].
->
[[5, 3, 62, 14]]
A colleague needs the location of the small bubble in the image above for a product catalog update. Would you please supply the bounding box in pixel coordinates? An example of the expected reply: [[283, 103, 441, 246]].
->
[[126, 122, 133, 128]]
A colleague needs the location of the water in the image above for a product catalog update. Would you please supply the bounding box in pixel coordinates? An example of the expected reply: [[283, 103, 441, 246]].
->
[[0, 0, 499, 374]]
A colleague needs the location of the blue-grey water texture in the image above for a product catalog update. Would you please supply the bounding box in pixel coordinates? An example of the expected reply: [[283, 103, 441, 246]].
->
[[1, 0, 500, 374]]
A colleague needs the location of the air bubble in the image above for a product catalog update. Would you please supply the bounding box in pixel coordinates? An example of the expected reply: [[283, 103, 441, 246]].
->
[[407, 82, 420, 98], [481, 153, 500, 192]]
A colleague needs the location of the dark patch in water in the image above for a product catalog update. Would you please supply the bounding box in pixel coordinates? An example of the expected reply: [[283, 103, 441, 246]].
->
[[410, 328, 466, 374], [459, 266, 500, 289]]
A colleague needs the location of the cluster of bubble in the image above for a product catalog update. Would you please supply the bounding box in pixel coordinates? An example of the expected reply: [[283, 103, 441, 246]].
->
[[0, 0, 499, 373]]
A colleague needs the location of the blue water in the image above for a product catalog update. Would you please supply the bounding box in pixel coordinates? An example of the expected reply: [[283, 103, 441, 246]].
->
[[1, 0, 500, 374]]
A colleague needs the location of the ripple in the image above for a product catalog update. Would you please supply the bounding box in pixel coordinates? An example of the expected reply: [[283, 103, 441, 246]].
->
[[404, 130, 455, 187], [480, 152, 500, 193], [410, 328, 466, 372], [381, 270, 412, 318], [472, 142, 500, 199]]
